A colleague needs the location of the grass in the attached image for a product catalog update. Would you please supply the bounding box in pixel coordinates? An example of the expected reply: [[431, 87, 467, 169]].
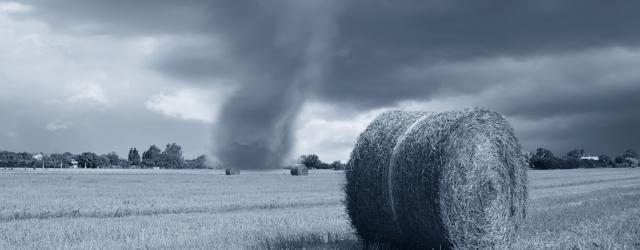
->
[[1, 168, 639, 249]]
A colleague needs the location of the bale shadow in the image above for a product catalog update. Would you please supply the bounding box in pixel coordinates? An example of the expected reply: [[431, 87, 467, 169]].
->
[[258, 233, 359, 250], [256, 233, 424, 250]]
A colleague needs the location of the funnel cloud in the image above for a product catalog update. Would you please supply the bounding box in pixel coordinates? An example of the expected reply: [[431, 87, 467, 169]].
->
[[209, 1, 338, 169]]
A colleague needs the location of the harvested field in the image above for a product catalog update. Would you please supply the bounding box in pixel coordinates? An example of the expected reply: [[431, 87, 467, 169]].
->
[[1, 168, 639, 249]]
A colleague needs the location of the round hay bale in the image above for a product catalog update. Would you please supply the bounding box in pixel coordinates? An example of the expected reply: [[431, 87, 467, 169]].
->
[[345, 108, 528, 249], [290, 164, 309, 176], [225, 168, 240, 175]]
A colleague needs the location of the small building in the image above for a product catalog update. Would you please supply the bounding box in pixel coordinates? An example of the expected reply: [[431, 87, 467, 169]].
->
[[69, 160, 79, 169], [580, 156, 599, 161]]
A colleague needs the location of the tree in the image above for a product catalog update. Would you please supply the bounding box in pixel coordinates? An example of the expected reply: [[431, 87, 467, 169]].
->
[[76, 152, 102, 168], [16, 152, 36, 169], [330, 161, 345, 170], [598, 155, 613, 167], [534, 148, 555, 159], [159, 143, 184, 169], [185, 155, 207, 169], [566, 149, 585, 159], [105, 152, 120, 167], [128, 148, 141, 167], [98, 154, 110, 168], [61, 152, 74, 162], [317, 162, 331, 169], [530, 148, 561, 169], [47, 153, 65, 168], [622, 149, 638, 159], [625, 157, 639, 168], [46, 152, 76, 168], [118, 158, 131, 168], [614, 156, 624, 164], [0, 151, 17, 170], [142, 145, 161, 168], [301, 154, 322, 169]]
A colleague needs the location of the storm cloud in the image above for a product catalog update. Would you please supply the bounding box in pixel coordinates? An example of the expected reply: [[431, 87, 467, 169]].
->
[[2, 0, 640, 163]]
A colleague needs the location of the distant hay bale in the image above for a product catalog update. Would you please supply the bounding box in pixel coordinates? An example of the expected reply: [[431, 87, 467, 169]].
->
[[290, 164, 309, 176], [225, 169, 240, 175], [345, 108, 528, 249]]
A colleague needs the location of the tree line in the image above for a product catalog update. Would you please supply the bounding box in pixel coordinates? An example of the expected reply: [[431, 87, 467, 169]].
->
[[300, 148, 640, 171], [299, 154, 346, 170], [529, 148, 639, 170], [3, 145, 637, 171], [0, 143, 209, 170]]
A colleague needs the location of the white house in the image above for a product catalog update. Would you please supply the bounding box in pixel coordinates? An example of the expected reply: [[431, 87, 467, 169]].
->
[[580, 156, 599, 161], [69, 160, 79, 168]]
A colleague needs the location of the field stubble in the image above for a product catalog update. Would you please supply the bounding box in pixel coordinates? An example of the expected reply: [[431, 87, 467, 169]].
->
[[1, 168, 639, 249]]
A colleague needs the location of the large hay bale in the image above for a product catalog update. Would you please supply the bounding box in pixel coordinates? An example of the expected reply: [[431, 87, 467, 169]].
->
[[225, 168, 240, 175], [290, 164, 309, 176], [345, 108, 528, 249]]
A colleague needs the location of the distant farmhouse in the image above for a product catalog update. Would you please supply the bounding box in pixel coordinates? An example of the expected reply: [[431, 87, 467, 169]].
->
[[69, 159, 79, 168], [580, 156, 599, 161]]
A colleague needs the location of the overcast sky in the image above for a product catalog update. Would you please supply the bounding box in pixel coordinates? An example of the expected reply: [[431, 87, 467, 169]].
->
[[1, 1, 639, 164]]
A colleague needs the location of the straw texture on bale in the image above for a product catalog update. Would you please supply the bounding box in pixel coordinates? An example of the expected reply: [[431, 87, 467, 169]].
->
[[225, 169, 240, 175], [345, 108, 528, 249], [290, 164, 309, 176]]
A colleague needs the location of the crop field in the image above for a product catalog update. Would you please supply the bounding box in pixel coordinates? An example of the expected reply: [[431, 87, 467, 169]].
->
[[1, 168, 639, 249]]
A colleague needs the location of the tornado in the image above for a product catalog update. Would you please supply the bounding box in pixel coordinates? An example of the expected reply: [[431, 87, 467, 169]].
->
[[211, 1, 337, 169]]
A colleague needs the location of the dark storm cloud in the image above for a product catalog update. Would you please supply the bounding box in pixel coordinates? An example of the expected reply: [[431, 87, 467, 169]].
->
[[151, 42, 235, 82], [500, 82, 640, 156], [20, 0, 210, 35], [499, 82, 640, 119], [22, 0, 640, 88], [523, 82, 640, 155], [513, 111, 640, 157], [318, 0, 640, 106], [18, 0, 640, 159]]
